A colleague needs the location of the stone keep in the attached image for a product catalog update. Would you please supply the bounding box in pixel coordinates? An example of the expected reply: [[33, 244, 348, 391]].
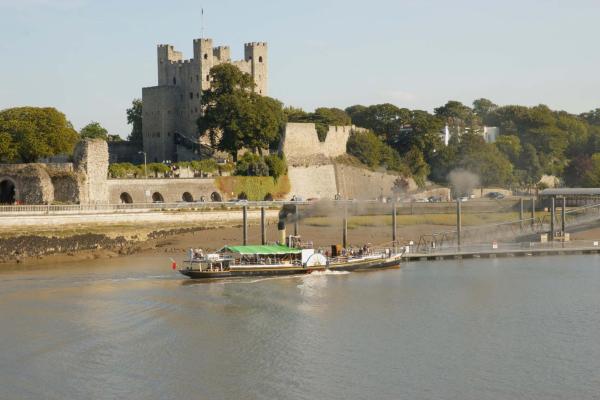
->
[[142, 38, 268, 163], [73, 139, 109, 204]]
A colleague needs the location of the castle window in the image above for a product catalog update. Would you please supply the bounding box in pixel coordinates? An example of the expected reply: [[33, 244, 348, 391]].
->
[[204, 53, 208, 60], [206, 75, 209, 82], [173, 77, 176, 85], [196, 75, 199, 82], [196, 92, 199, 98], [259, 56, 263, 63], [189, 92, 193, 99]]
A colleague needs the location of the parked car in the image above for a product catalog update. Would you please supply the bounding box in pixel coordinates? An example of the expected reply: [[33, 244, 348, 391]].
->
[[487, 192, 505, 199], [458, 196, 469, 202], [428, 196, 442, 203]]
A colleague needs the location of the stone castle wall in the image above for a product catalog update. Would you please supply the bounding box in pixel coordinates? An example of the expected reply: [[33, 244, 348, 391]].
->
[[282, 123, 356, 164], [73, 139, 109, 204]]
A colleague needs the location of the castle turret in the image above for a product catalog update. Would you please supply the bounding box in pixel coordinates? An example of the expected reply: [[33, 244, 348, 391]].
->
[[213, 46, 231, 63], [157, 45, 182, 86], [244, 42, 268, 95]]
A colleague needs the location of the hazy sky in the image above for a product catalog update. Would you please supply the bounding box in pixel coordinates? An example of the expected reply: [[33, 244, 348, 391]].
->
[[1, 0, 599, 137]]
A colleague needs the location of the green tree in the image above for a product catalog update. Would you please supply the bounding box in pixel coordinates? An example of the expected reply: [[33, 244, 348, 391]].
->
[[198, 64, 284, 158], [235, 153, 269, 176], [126, 99, 143, 145], [494, 135, 521, 164], [80, 121, 108, 140], [0, 107, 80, 162], [0, 132, 16, 162], [265, 154, 287, 180], [147, 162, 170, 178], [403, 147, 430, 187], [472, 98, 497, 124]]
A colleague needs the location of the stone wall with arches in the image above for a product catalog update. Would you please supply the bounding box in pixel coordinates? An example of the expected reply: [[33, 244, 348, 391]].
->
[[106, 178, 222, 204]]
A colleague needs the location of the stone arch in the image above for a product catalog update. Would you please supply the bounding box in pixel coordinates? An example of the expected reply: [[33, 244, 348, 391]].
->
[[264, 193, 273, 201], [182, 192, 193, 202], [152, 192, 164, 203], [120, 192, 133, 204], [210, 191, 222, 202], [0, 178, 16, 204]]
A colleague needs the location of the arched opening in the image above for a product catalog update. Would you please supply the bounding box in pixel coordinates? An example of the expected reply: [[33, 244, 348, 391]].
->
[[259, 56, 263, 63], [172, 77, 176, 85], [238, 191, 248, 200], [206, 74, 210, 82], [182, 192, 193, 202], [152, 192, 164, 203], [210, 191, 222, 202], [120, 192, 133, 204], [0, 179, 16, 204], [264, 193, 273, 201], [203, 53, 208, 60]]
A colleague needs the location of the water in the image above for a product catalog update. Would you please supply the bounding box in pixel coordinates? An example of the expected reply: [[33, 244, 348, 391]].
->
[[1, 255, 600, 399]]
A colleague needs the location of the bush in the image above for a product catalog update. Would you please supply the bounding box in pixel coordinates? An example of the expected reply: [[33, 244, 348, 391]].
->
[[265, 154, 287, 180], [235, 153, 269, 176], [108, 162, 142, 178], [147, 162, 170, 177]]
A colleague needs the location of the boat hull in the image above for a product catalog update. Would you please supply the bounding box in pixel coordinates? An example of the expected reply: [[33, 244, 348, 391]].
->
[[178, 254, 402, 279]]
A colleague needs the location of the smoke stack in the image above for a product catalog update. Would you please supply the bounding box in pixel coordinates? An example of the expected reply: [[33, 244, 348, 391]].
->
[[278, 220, 286, 245]]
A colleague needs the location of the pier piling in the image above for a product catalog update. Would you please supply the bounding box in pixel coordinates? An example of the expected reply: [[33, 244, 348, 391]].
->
[[531, 198, 535, 229], [392, 200, 397, 243], [260, 207, 266, 245], [550, 197, 555, 240], [561, 196, 566, 237], [243, 205, 248, 245], [294, 204, 299, 236], [456, 199, 462, 248], [343, 204, 348, 249], [519, 198, 524, 231]]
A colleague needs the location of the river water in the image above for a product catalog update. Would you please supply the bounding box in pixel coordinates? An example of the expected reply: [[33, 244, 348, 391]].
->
[[1, 254, 600, 399]]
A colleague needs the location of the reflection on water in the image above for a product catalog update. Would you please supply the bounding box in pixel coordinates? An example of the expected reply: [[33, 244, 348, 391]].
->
[[1, 254, 600, 399]]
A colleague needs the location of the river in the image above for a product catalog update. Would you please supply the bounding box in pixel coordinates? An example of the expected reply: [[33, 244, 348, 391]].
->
[[1, 254, 599, 399]]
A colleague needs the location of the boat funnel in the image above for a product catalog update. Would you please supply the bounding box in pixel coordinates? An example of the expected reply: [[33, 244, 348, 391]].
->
[[278, 220, 286, 245]]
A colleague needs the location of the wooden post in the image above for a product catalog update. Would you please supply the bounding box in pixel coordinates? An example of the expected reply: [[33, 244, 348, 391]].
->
[[392, 200, 397, 243], [243, 205, 248, 246], [456, 199, 462, 248], [294, 203, 299, 236], [531, 197, 535, 229], [550, 197, 555, 240], [343, 203, 348, 249], [260, 206, 266, 245], [519, 198, 524, 231], [561, 196, 566, 237]]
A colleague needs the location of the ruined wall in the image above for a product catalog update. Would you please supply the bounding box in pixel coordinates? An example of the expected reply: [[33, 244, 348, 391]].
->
[[0, 164, 55, 204], [73, 139, 109, 204], [282, 123, 355, 164], [107, 178, 220, 203]]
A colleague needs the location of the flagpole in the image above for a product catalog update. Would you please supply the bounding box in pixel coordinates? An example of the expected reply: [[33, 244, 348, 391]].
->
[[201, 8, 204, 39]]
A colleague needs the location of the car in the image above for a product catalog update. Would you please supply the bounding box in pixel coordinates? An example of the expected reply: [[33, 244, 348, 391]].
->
[[458, 196, 469, 202], [428, 195, 442, 203], [487, 192, 505, 200], [236, 199, 249, 204], [414, 198, 428, 203]]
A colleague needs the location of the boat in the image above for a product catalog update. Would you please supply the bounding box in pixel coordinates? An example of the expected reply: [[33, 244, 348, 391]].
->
[[176, 241, 403, 279]]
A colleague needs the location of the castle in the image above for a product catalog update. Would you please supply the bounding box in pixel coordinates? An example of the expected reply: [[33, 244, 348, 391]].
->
[[142, 38, 268, 163]]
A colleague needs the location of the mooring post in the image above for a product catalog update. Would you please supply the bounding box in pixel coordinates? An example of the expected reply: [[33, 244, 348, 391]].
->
[[519, 198, 524, 231], [456, 199, 462, 248], [550, 196, 555, 241], [243, 205, 248, 246], [343, 203, 348, 249], [392, 199, 397, 243], [260, 206, 266, 245], [531, 197, 535, 229], [561, 196, 566, 237], [294, 203, 299, 236]]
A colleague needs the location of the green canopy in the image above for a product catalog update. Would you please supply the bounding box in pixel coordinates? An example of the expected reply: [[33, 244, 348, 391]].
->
[[221, 244, 301, 255]]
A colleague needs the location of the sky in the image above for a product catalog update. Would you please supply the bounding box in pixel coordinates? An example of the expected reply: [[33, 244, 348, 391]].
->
[[1, 0, 599, 137]]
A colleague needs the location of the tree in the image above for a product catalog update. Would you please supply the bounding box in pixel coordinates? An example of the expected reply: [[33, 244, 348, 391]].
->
[[345, 103, 410, 142], [434, 100, 481, 138], [147, 162, 170, 178], [346, 129, 408, 175], [0, 107, 80, 162], [265, 154, 287, 180], [403, 147, 430, 187], [518, 144, 543, 188], [472, 98, 497, 124], [80, 121, 108, 140], [126, 99, 143, 145], [235, 153, 269, 176], [494, 135, 521, 164], [198, 64, 284, 158], [0, 132, 16, 162]]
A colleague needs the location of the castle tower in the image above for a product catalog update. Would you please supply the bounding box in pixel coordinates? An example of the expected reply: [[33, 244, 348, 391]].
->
[[157, 45, 182, 86], [244, 42, 268, 95], [193, 38, 214, 91]]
